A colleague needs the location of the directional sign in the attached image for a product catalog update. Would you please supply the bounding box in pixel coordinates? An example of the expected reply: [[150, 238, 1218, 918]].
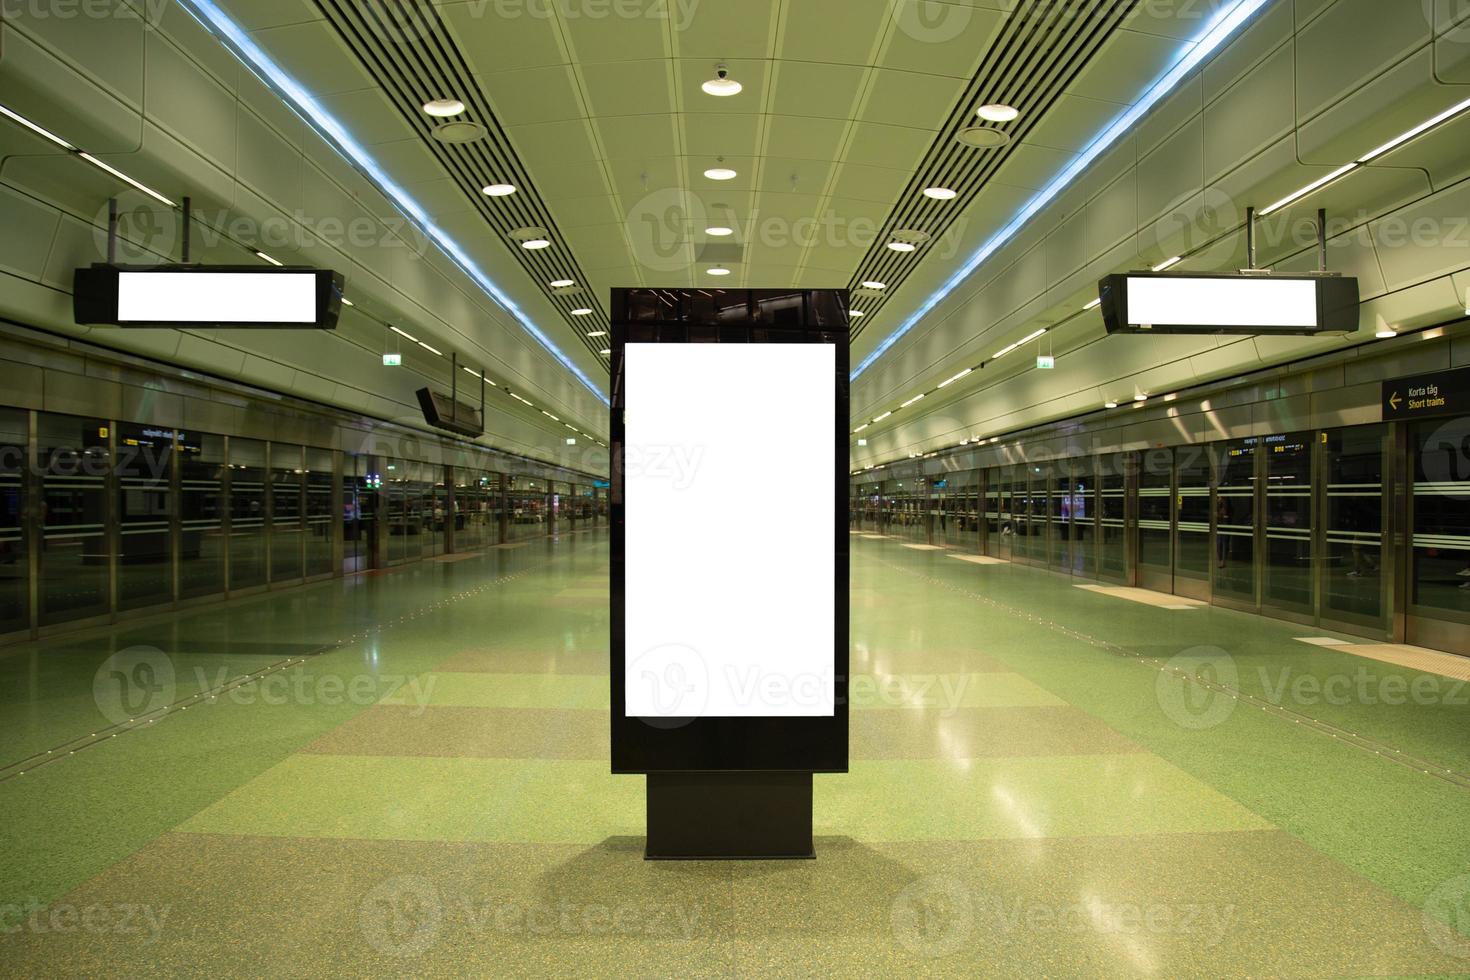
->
[[1382, 366, 1470, 421]]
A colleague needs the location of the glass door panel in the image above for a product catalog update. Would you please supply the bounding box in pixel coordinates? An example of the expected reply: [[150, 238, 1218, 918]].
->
[[305, 448, 334, 577], [39, 414, 111, 625], [1138, 448, 1173, 588], [1324, 426, 1385, 624], [180, 433, 224, 599], [116, 424, 174, 610], [1215, 440, 1257, 604], [1263, 433, 1313, 612], [229, 438, 267, 589], [1099, 455, 1127, 581], [0, 409, 30, 633], [1176, 446, 1213, 589], [1410, 418, 1470, 622], [270, 444, 304, 582]]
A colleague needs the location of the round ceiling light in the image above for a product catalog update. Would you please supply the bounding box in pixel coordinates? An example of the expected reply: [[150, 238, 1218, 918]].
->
[[923, 186, 958, 200], [431, 121, 486, 144], [549, 279, 575, 288], [599, 348, 612, 355], [482, 183, 517, 197], [850, 310, 866, 317], [956, 127, 1011, 149], [887, 241, 917, 253], [701, 65, 742, 97], [423, 98, 466, 118], [571, 308, 593, 316], [707, 266, 732, 276], [976, 103, 1020, 122], [704, 167, 738, 180], [705, 226, 734, 236], [520, 238, 551, 250], [861, 280, 887, 290]]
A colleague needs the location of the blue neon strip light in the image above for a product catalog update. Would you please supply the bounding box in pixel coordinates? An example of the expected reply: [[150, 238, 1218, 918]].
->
[[853, 0, 1275, 379], [173, 0, 609, 406]]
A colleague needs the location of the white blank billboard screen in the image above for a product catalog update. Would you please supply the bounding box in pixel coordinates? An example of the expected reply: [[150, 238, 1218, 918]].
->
[[624, 343, 835, 718], [117, 272, 318, 323], [1126, 276, 1318, 328]]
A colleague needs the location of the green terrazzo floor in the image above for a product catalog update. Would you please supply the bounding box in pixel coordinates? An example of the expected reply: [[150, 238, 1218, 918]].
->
[[2, 530, 1469, 977]]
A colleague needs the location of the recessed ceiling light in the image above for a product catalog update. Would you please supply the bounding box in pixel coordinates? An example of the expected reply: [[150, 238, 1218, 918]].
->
[[861, 281, 887, 290], [571, 308, 593, 316], [431, 121, 485, 144], [423, 98, 465, 118], [1105, 401, 1119, 409], [482, 183, 517, 197], [1134, 393, 1149, 402], [1376, 328, 1398, 339], [255, 251, 284, 267], [549, 278, 575, 288], [887, 241, 917, 253], [705, 226, 734, 236], [599, 348, 612, 355], [850, 310, 865, 317], [956, 127, 1011, 149], [707, 266, 731, 276], [976, 103, 1019, 122], [704, 167, 738, 180], [701, 65, 742, 97], [521, 238, 551, 250], [923, 187, 958, 200], [587, 330, 607, 337], [1152, 255, 1182, 272]]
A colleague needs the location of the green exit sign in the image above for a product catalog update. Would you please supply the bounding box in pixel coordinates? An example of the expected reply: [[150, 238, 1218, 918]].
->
[[1036, 355, 1056, 370], [383, 352, 402, 366]]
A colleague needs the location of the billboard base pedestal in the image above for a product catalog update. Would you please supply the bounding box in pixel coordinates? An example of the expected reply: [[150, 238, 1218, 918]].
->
[[645, 771, 813, 860]]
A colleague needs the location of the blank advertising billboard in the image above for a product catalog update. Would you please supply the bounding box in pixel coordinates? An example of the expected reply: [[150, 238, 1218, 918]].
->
[[623, 342, 835, 718]]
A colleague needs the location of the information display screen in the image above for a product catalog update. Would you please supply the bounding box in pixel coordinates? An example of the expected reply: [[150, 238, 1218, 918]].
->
[[623, 343, 835, 718], [118, 271, 319, 323]]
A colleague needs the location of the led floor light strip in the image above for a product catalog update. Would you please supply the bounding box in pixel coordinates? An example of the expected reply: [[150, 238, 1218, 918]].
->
[[172, 0, 609, 406], [852, 0, 1273, 379]]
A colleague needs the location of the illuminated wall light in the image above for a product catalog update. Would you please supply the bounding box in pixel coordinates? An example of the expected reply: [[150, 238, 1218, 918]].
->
[[1358, 94, 1470, 162], [900, 393, 925, 408], [419, 341, 443, 356], [78, 152, 176, 206], [1151, 256, 1182, 272], [0, 103, 74, 149], [341, 297, 354, 307], [873, 411, 893, 422], [1375, 328, 1398, 339], [255, 251, 284, 267], [1134, 393, 1148, 402], [937, 368, 972, 388], [853, 423, 870, 433], [542, 410, 561, 421], [853, 0, 1272, 380], [171, 0, 605, 405], [510, 392, 533, 405], [1259, 163, 1359, 216], [993, 328, 1047, 360], [1082, 298, 1102, 311], [390, 325, 419, 343], [1105, 400, 1119, 409]]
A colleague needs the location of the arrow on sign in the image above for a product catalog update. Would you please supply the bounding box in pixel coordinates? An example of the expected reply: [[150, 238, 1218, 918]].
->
[[1389, 391, 1402, 411]]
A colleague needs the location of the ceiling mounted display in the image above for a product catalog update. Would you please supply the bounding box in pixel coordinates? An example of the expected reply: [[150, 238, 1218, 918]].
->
[[73, 265, 345, 329], [1096, 272, 1360, 336]]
